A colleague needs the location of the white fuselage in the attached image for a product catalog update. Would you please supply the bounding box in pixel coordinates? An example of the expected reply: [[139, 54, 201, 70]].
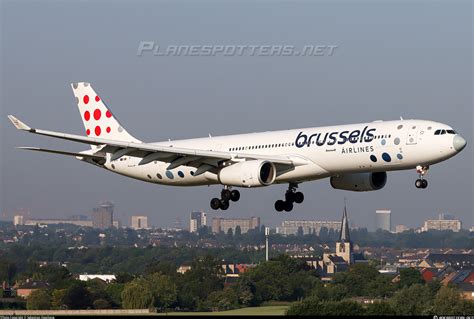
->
[[103, 119, 464, 187]]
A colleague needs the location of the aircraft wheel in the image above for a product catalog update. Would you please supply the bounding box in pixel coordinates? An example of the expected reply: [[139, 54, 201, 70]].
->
[[421, 179, 428, 189], [285, 191, 295, 203], [284, 201, 294, 212], [415, 179, 423, 189], [230, 190, 240, 202], [221, 189, 231, 201], [210, 198, 221, 210], [294, 192, 304, 204], [220, 199, 230, 210], [275, 200, 285, 212]]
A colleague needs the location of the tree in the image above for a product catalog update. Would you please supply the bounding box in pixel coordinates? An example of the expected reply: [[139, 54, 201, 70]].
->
[[205, 287, 239, 311], [365, 302, 396, 315], [0, 261, 17, 284], [391, 284, 432, 315], [103, 283, 124, 308], [62, 282, 92, 309], [398, 268, 424, 288], [287, 298, 365, 316], [227, 228, 233, 238], [432, 286, 465, 315], [235, 226, 242, 238], [144, 261, 177, 277], [93, 299, 111, 309], [235, 277, 256, 306], [147, 273, 177, 309], [297, 226, 304, 237], [332, 263, 382, 297], [121, 280, 154, 309], [240, 255, 316, 303], [176, 254, 224, 309], [27, 289, 51, 310], [114, 272, 134, 284], [51, 289, 66, 309]]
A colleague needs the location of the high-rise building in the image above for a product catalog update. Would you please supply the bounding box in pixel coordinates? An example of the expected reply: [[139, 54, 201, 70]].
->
[[189, 211, 207, 233], [13, 215, 24, 226], [276, 220, 341, 236], [375, 209, 391, 231], [131, 216, 149, 229], [92, 201, 114, 229], [438, 213, 456, 220], [423, 218, 462, 232], [211, 217, 260, 234], [395, 224, 410, 233]]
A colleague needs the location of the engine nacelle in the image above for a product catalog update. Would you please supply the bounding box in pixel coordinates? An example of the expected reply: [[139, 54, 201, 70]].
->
[[330, 172, 387, 191], [218, 160, 276, 187]]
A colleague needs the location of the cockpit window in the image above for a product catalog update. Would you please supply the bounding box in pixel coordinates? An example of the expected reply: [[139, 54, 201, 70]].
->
[[446, 130, 456, 134], [434, 130, 441, 135], [441, 130, 446, 135]]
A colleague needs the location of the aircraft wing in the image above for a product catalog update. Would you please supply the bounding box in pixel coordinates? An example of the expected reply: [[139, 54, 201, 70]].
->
[[16, 147, 106, 160], [8, 115, 308, 174]]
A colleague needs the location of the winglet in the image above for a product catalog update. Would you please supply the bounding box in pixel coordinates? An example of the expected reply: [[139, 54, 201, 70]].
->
[[8, 115, 32, 131]]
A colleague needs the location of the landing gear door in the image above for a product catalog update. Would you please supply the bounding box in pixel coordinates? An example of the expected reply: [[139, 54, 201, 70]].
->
[[406, 125, 418, 145]]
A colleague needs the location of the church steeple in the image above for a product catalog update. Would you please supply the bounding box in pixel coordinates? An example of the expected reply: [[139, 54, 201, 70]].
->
[[340, 201, 351, 243], [336, 199, 353, 264]]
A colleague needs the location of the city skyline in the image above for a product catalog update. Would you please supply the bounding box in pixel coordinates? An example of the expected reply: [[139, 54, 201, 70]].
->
[[1, 1, 472, 229], [4, 202, 469, 232]]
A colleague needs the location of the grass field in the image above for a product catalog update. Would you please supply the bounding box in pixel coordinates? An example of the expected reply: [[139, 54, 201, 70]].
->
[[159, 305, 289, 316]]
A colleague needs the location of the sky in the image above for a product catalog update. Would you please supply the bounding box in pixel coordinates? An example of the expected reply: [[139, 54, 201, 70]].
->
[[1, 0, 472, 230]]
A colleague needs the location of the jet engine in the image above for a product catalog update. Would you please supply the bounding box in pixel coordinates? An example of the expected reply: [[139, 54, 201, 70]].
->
[[330, 172, 387, 191], [218, 160, 276, 187]]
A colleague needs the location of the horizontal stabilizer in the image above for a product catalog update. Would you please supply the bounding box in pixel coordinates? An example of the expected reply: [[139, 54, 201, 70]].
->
[[17, 147, 105, 160]]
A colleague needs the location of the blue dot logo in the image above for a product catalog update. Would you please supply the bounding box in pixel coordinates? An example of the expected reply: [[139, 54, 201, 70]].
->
[[382, 153, 391, 162]]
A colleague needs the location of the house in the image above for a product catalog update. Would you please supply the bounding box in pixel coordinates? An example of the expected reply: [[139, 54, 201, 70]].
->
[[423, 253, 474, 269], [15, 280, 50, 298], [458, 282, 474, 300], [420, 268, 437, 282], [78, 274, 116, 283]]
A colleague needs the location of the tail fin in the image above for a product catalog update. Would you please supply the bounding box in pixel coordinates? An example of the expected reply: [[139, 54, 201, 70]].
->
[[71, 82, 140, 147]]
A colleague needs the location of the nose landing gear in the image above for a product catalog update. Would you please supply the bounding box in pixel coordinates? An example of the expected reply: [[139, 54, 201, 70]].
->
[[275, 183, 304, 212], [210, 187, 240, 210], [415, 165, 429, 189]]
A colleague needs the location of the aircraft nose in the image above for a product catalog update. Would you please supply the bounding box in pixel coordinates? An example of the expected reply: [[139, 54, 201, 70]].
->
[[453, 135, 467, 152]]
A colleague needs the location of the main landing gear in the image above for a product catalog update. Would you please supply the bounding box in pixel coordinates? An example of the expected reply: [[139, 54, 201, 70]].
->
[[415, 165, 429, 189], [275, 183, 304, 212], [210, 187, 240, 210]]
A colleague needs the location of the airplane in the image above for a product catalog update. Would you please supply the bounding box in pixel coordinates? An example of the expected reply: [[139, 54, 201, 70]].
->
[[8, 82, 467, 212]]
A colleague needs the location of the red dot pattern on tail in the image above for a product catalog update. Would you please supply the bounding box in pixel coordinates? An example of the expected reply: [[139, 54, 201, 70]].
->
[[94, 109, 101, 121], [74, 83, 131, 139]]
